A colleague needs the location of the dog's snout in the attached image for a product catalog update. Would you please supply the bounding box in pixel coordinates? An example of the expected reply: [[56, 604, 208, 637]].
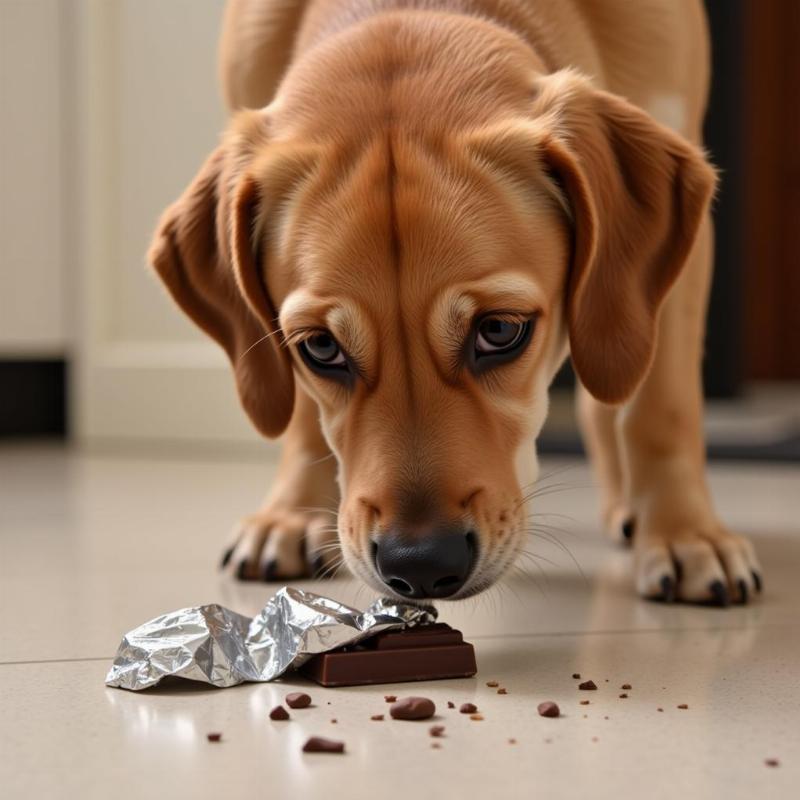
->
[[374, 528, 478, 599]]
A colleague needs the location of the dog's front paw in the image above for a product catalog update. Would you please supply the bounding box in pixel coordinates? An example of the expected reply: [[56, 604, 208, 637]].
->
[[635, 523, 763, 606], [221, 508, 340, 582]]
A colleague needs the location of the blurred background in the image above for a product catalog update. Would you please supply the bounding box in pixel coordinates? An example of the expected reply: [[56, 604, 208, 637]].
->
[[1, 0, 798, 461]]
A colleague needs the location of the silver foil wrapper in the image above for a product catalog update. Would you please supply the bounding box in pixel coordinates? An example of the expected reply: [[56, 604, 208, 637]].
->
[[105, 587, 436, 691]]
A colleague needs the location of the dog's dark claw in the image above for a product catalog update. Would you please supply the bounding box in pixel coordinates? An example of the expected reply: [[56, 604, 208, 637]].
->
[[752, 571, 763, 593], [220, 546, 235, 569], [263, 559, 278, 582], [737, 578, 749, 605], [708, 579, 730, 607], [235, 560, 249, 581], [659, 575, 676, 603], [621, 519, 635, 542]]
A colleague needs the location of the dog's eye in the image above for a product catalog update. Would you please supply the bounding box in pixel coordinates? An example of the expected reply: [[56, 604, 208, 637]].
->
[[299, 332, 348, 372], [475, 317, 530, 355]]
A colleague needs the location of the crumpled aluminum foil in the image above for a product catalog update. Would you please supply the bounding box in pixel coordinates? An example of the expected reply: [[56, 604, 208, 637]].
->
[[105, 586, 436, 691]]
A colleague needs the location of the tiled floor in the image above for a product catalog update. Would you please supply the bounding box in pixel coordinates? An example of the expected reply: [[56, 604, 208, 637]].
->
[[1, 445, 798, 799]]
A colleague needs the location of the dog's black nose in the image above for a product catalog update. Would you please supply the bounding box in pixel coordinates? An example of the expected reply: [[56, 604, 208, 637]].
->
[[374, 529, 478, 599]]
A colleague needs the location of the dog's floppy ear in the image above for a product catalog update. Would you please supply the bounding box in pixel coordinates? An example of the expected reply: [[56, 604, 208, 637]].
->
[[531, 71, 717, 403], [148, 112, 314, 437]]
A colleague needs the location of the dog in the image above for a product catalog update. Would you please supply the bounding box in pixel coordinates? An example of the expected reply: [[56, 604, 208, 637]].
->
[[149, 0, 762, 605]]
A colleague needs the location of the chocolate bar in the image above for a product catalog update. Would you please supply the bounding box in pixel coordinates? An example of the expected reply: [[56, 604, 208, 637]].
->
[[299, 623, 477, 687]]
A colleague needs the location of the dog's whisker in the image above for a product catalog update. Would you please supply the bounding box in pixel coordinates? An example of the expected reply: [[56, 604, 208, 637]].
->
[[238, 327, 284, 362]]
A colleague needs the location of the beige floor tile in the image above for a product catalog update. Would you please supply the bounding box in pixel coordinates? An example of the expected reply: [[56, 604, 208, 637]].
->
[[2, 447, 799, 663], [1, 445, 799, 799], [2, 625, 797, 800]]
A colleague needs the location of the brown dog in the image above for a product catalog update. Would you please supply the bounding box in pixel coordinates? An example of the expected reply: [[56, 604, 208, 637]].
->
[[149, 0, 762, 604]]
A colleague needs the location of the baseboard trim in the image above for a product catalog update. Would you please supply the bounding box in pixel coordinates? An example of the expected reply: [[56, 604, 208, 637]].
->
[[0, 359, 67, 437]]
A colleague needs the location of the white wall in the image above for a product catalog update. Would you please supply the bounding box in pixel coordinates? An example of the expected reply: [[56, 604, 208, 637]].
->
[[1, 0, 273, 449], [0, 0, 65, 356]]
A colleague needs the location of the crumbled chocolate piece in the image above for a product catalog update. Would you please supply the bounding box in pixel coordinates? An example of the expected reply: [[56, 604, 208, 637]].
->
[[486, 680, 499, 687], [619, 693, 628, 699], [429, 725, 445, 737], [621, 684, 632, 691], [370, 714, 384, 721], [579, 680, 597, 691], [431, 742, 442, 749], [497, 688, 508, 695], [206, 732, 222, 742], [459, 702, 478, 714], [286, 692, 312, 709], [604, 716, 609, 720], [677, 704, 689, 710], [302, 736, 345, 753], [572, 673, 581, 679], [469, 714, 484, 721], [537, 701, 560, 718], [591, 736, 599, 743], [580, 700, 590, 706], [384, 695, 397, 703], [447, 701, 455, 709], [389, 696, 436, 720], [508, 738, 517, 745], [269, 705, 290, 720], [657, 708, 664, 712], [764, 758, 780, 768], [330, 719, 338, 724]]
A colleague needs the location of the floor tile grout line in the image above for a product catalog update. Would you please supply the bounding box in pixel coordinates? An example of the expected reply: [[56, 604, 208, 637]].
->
[[0, 656, 113, 667], [2, 620, 798, 667], [469, 620, 800, 641]]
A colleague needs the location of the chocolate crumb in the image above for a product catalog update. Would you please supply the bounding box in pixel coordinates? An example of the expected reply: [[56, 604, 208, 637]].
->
[[497, 688, 508, 695], [429, 725, 445, 738], [764, 758, 780, 768], [384, 695, 397, 703], [677, 704, 689, 710], [302, 736, 345, 754], [390, 697, 436, 721], [579, 680, 597, 691], [486, 680, 499, 687], [370, 714, 384, 721], [470, 713, 484, 721], [269, 705, 290, 721], [619, 693, 628, 699], [580, 700, 590, 706], [621, 684, 632, 691], [330, 719, 338, 724], [206, 732, 222, 742], [572, 673, 581, 679], [657, 708, 664, 712], [459, 702, 478, 714], [537, 701, 560, 718], [286, 692, 312, 709], [604, 716, 609, 720], [592, 736, 599, 742], [431, 742, 442, 749], [583, 714, 588, 718], [544, 738, 552, 743], [447, 701, 455, 709], [508, 738, 517, 745]]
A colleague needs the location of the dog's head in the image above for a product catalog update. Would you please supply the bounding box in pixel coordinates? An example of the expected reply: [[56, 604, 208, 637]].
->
[[150, 59, 714, 601]]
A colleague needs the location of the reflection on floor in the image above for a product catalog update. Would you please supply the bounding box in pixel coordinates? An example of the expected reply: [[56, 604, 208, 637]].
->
[[1, 445, 798, 799]]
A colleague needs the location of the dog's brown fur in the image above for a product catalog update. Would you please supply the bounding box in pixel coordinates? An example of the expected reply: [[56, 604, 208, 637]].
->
[[150, 0, 761, 603]]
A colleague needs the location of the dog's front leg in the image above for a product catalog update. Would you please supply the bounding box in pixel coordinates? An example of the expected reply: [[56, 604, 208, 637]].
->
[[619, 214, 762, 605], [221, 388, 340, 581]]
